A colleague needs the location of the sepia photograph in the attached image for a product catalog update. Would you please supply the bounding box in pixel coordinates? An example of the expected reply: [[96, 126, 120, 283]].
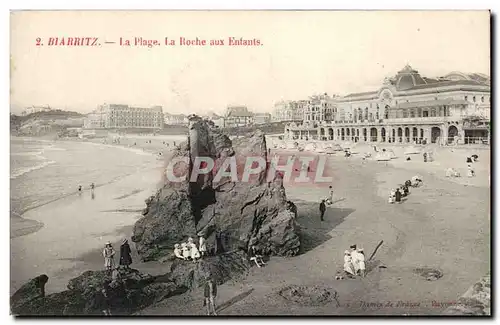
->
[[9, 10, 491, 316]]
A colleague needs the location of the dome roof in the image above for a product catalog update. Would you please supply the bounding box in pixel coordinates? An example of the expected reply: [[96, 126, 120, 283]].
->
[[394, 64, 427, 90]]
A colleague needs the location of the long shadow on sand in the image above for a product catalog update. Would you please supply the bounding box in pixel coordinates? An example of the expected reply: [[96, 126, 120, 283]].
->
[[216, 288, 255, 313], [294, 199, 355, 255]]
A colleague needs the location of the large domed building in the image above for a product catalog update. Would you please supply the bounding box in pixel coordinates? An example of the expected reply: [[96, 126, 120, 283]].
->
[[284, 65, 490, 145]]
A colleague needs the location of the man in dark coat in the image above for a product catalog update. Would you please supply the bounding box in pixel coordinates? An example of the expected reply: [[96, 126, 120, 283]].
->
[[119, 239, 132, 269], [319, 200, 326, 221]]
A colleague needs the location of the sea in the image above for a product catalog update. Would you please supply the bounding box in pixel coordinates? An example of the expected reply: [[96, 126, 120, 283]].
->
[[10, 137, 160, 231], [10, 135, 187, 293]]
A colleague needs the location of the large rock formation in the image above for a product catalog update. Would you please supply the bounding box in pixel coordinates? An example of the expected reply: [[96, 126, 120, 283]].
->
[[132, 116, 300, 261]]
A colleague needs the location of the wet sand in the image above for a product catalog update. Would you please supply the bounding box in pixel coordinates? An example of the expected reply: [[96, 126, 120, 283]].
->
[[138, 146, 490, 316], [10, 136, 176, 294]]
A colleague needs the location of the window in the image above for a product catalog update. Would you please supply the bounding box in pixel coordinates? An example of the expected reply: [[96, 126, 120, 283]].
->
[[473, 96, 476, 103], [465, 96, 468, 101], [481, 96, 485, 102]]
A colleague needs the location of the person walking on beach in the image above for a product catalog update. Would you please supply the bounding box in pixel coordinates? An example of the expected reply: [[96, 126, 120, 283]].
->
[[319, 199, 326, 221], [204, 277, 218, 316], [103, 242, 116, 273], [90, 182, 95, 192], [78, 185, 82, 195], [119, 239, 132, 269], [326, 185, 334, 205]]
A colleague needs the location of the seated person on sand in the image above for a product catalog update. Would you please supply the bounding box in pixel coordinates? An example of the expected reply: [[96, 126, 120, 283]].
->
[[174, 244, 185, 260], [354, 248, 366, 278], [188, 237, 201, 262], [343, 250, 355, 277], [388, 189, 396, 204], [411, 176, 422, 187], [248, 245, 266, 267], [445, 168, 460, 178], [472, 154, 479, 162], [467, 165, 475, 177], [402, 184, 409, 197], [466, 156, 473, 163]]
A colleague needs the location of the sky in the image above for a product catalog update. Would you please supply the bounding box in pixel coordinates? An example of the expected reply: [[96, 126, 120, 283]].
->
[[10, 10, 490, 115]]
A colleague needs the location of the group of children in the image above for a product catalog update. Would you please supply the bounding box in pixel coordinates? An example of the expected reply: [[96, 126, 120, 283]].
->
[[338, 244, 366, 279], [173, 236, 207, 262], [102, 239, 133, 272], [388, 175, 422, 204]]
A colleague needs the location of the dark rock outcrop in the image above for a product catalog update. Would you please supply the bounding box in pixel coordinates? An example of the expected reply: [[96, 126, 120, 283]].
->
[[11, 274, 48, 313], [11, 251, 253, 316], [132, 116, 300, 261], [11, 268, 187, 316]]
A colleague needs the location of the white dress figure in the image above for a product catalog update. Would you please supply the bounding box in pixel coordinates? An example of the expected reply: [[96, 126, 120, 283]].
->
[[388, 189, 395, 203], [199, 236, 207, 257], [188, 237, 200, 260], [174, 243, 185, 260], [343, 251, 355, 275], [350, 250, 361, 274], [181, 243, 191, 260], [357, 248, 366, 277]]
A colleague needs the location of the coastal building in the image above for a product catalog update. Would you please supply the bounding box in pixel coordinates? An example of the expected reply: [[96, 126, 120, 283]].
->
[[164, 113, 189, 126], [284, 65, 490, 145], [203, 112, 225, 128], [83, 104, 164, 129], [303, 93, 337, 122], [224, 106, 254, 128], [254, 113, 272, 124], [21, 105, 52, 116], [83, 109, 106, 128], [272, 100, 306, 122]]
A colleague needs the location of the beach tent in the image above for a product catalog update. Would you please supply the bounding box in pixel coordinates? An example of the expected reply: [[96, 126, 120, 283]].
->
[[322, 147, 339, 155], [404, 146, 421, 155], [331, 144, 343, 151], [286, 141, 298, 150], [315, 143, 327, 153], [384, 149, 397, 159], [304, 142, 317, 152], [375, 152, 391, 161]]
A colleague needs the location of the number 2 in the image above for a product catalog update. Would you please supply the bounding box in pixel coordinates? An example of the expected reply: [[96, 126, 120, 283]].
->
[[36, 38, 41, 46]]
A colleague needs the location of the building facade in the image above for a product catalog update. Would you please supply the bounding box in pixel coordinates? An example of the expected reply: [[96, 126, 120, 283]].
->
[[224, 106, 254, 128], [254, 113, 272, 124], [22, 105, 52, 116], [164, 113, 188, 125], [272, 100, 306, 122], [285, 65, 490, 145], [84, 104, 164, 129]]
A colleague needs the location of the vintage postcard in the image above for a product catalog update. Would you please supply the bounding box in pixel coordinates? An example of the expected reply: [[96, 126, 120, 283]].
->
[[9, 10, 491, 316]]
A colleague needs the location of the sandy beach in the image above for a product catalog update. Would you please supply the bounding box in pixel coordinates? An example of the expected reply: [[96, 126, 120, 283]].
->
[[137, 144, 490, 316], [10, 134, 185, 294], [11, 134, 490, 315]]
